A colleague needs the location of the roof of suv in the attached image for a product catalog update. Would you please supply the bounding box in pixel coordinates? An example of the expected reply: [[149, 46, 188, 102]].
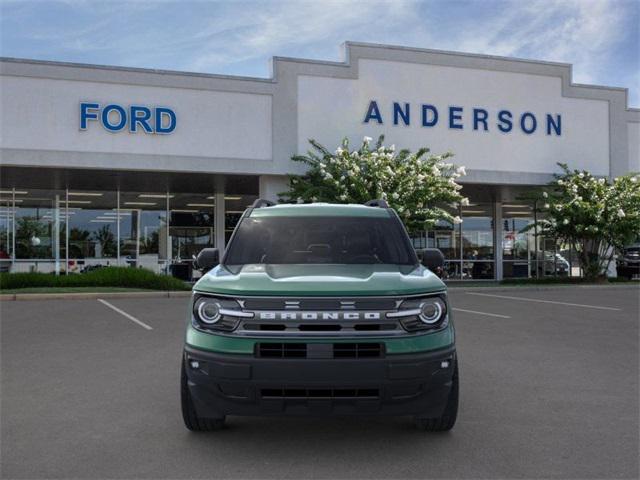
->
[[249, 203, 392, 218]]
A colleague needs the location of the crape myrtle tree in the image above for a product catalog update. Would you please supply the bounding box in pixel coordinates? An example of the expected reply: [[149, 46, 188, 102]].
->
[[279, 135, 469, 231], [534, 163, 640, 280]]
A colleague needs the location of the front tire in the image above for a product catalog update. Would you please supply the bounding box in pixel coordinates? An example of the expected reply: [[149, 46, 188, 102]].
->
[[415, 361, 459, 432], [181, 363, 225, 431]]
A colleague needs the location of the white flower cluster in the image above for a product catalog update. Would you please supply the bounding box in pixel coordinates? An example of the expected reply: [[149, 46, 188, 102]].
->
[[286, 135, 467, 228], [536, 163, 640, 279]]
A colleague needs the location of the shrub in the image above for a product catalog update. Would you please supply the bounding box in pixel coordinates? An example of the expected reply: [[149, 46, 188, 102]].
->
[[0, 267, 191, 291], [501, 276, 635, 285]]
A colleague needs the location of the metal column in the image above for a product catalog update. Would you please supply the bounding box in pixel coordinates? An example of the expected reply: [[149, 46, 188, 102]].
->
[[495, 200, 503, 281], [214, 192, 226, 252]]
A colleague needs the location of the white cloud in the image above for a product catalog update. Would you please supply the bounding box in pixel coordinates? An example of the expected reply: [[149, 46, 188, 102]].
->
[[180, 0, 634, 93], [184, 0, 418, 72], [1, 0, 636, 102], [426, 0, 631, 86]]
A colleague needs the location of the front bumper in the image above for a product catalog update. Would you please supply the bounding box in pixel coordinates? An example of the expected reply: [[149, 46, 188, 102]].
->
[[183, 344, 456, 418]]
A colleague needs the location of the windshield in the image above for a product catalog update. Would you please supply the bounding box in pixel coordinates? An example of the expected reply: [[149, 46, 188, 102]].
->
[[224, 215, 417, 266]]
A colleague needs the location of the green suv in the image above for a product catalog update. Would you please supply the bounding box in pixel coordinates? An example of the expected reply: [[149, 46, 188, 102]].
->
[[181, 200, 458, 431]]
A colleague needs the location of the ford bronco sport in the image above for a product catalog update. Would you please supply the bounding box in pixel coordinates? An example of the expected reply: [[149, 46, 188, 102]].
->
[[181, 199, 458, 431]]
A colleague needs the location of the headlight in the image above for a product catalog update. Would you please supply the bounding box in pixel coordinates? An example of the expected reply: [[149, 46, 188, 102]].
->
[[192, 294, 253, 331], [388, 294, 448, 331], [419, 298, 446, 324], [195, 298, 221, 324]]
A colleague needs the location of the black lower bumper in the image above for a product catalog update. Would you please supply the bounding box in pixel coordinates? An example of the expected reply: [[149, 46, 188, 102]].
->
[[183, 344, 456, 418]]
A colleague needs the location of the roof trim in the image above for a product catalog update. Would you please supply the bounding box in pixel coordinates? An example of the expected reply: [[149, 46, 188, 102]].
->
[[0, 40, 635, 109]]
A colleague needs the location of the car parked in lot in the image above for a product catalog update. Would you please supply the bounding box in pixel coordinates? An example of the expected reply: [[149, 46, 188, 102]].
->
[[617, 243, 640, 280], [181, 200, 457, 432], [538, 251, 570, 276]]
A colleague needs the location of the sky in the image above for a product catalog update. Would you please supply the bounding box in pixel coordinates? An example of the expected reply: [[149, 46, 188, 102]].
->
[[1, 0, 638, 106]]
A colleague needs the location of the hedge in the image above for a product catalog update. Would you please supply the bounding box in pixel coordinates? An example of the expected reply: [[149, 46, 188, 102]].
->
[[0, 267, 191, 291], [501, 276, 635, 285]]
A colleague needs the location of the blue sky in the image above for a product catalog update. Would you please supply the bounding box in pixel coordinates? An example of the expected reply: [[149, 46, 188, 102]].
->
[[1, 0, 638, 106]]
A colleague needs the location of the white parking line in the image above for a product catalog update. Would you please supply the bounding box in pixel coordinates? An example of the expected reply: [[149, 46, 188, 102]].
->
[[97, 299, 153, 330], [465, 292, 621, 311], [453, 308, 511, 319]]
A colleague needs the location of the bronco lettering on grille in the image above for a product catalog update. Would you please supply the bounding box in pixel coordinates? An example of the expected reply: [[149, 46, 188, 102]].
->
[[257, 312, 382, 321]]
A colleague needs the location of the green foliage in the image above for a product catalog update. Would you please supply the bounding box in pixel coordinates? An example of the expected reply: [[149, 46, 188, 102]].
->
[[533, 163, 640, 280], [0, 267, 190, 291], [92, 225, 117, 257], [15, 216, 50, 259], [280, 135, 468, 230]]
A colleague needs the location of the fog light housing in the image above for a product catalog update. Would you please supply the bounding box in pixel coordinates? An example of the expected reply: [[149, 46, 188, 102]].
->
[[189, 360, 200, 369]]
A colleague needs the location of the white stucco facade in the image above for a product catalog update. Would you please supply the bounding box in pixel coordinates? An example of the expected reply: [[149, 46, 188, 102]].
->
[[298, 59, 611, 176], [0, 42, 637, 279], [1, 76, 273, 162], [1, 41, 638, 188]]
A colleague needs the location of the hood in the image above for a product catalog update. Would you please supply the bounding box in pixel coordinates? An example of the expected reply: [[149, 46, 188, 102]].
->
[[194, 264, 445, 297]]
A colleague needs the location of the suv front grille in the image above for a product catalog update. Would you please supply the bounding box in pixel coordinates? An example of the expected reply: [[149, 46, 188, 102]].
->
[[333, 343, 383, 358], [256, 342, 384, 359], [242, 298, 398, 311], [261, 388, 379, 399], [257, 343, 307, 358], [243, 322, 399, 334]]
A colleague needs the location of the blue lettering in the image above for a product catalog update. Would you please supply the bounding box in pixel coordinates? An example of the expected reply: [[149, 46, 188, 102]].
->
[[130, 105, 153, 133], [101, 104, 127, 132], [449, 106, 463, 129], [155, 107, 176, 134], [546, 114, 561, 136], [497, 110, 513, 132], [364, 100, 383, 124], [520, 112, 537, 134], [393, 102, 410, 126], [473, 108, 489, 131], [80, 102, 99, 130], [421, 104, 438, 127]]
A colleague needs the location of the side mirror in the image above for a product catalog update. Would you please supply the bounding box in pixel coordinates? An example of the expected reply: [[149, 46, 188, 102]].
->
[[417, 248, 445, 277], [195, 248, 220, 272]]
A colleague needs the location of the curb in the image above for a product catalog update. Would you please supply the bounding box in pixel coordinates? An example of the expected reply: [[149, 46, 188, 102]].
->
[[0, 291, 192, 301]]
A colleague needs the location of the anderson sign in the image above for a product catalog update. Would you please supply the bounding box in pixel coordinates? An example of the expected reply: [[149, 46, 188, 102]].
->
[[363, 100, 562, 136]]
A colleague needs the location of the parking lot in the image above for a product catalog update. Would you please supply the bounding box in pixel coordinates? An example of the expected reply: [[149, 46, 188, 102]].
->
[[1, 286, 638, 479]]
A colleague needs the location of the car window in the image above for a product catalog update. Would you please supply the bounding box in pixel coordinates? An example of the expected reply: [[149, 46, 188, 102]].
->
[[224, 215, 416, 266]]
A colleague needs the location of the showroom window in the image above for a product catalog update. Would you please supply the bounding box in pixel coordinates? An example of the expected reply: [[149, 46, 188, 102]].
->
[[461, 203, 494, 279], [13, 189, 66, 273], [119, 192, 170, 273], [65, 190, 118, 273], [170, 193, 216, 260], [0, 191, 15, 272], [502, 202, 536, 278], [501, 202, 575, 278], [168, 192, 216, 280], [413, 203, 495, 280], [0, 188, 219, 277]]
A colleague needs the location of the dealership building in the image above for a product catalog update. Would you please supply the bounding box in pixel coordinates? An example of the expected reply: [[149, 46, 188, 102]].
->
[[1, 42, 638, 280]]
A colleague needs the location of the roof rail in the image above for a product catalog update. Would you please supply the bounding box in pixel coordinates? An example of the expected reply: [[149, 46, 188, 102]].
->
[[251, 198, 276, 208], [364, 199, 389, 208]]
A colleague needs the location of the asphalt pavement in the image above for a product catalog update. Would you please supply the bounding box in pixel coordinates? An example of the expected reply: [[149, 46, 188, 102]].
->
[[1, 286, 638, 479]]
